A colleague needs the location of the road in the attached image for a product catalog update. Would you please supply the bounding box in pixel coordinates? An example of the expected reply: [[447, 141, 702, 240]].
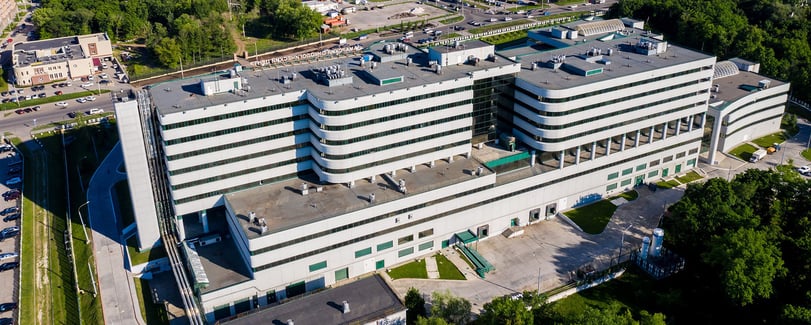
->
[[86, 143, 145, 325], [698, 117, 811, 180]]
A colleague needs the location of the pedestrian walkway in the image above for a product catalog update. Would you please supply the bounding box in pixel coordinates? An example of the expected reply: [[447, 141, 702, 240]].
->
[[87, 143, 145, 325], [426, 256, 439, 279]]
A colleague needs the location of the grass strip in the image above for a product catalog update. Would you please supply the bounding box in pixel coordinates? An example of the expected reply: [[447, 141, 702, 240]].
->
[[436, 254, 466, 280], [388, 259, 428, 279], [729, 143, 758, 161], [563, 200, 618, 234], [675, 171, 702, 184]]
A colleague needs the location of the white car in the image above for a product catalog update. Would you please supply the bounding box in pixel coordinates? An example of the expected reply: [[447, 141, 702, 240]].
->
[[797, 165, 811, 175], [76, 98, 87, 103], [81, 82, 94, 88], [55, 101, 68, 107], [100, 73, 108, 79], [85, 96, 96, 101], [87, 75, 94, 81]]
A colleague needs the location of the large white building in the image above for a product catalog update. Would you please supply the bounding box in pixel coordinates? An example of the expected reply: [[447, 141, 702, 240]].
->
[[116, 19, 787, 323]]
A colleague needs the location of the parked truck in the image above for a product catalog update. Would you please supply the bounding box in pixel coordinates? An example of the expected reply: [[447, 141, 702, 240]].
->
[[749, 149, 767, 162]]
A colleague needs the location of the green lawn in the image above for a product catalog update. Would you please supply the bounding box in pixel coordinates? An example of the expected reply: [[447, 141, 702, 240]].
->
[[612, 190, 639, 202], [469, 19, 532, 34], [751, 132, 788, 148], [12, 137, 41, 325], [15, 124, 120, 325], [15, 134, 79, 325], [388, 259, 428, 280], [729, 143, 759, 161], [657, 180, 681, 189], [803, 148, 811, 161], [435, 254, 466, 280], [544, 267, 667, 322], [127, 236, 168, 266], [482, 32, 526, 45], [133, 277, 170, 325], [675, 171, 703, 184], [114, 180, 135, 229], [439, 15, 464, 24], [563, 200, 618, 234]]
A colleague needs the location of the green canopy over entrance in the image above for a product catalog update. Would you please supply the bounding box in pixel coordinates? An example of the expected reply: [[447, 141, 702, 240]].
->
[[455, 230, 478, 244]]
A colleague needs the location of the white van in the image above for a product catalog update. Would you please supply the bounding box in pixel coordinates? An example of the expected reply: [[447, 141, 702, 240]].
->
[[89, 108, 104, 115], [749, 149, 767, 163]]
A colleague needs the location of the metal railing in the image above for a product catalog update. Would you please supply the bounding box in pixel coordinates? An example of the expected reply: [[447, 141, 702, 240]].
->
[[134, 90, 205, 325]]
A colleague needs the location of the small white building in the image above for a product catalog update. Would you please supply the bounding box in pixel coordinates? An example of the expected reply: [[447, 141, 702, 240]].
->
[[11, 33, 113, 86], [705, 60, 790, 165]]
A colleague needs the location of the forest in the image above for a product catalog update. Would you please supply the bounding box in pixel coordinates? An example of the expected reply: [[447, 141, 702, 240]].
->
[[608, 0, 811, 102], [31, 0, 323, 69]]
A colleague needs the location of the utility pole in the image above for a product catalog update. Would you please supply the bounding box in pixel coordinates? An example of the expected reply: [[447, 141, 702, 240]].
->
[[78, 201, 91, 243], [618, 224, 633, 264], [88, 262, 97, 297]]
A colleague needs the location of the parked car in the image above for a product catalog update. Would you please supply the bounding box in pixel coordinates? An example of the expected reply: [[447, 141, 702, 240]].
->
[[85, 96, 96, 101], [76, 98, 87, 103], [2, 214, 19, 222], [0, 207, 18, 216], [0, 252, 17, 260], [81, 82, 94, 88], [67, 112, 76, 118], [3, 193, 20, 201], [55, 90, 63, 96], [4, 177, 21, 186], [797, 165, 811, 174], [0, 302, 17, 312], [0, 262, 19, 271], [2, 189, 19, 198], [56, 101, 68, 107], [0, 318, 12, 325], [32, 105, 40, 111]]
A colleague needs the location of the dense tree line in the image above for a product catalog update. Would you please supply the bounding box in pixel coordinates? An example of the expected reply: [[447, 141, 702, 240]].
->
[[31, 0, 322, 68], [661, 168, 811, 323], [608, 0, 811, 101]]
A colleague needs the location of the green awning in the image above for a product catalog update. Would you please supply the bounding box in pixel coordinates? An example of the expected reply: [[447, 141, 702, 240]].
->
[[455, 230, 478, 244]]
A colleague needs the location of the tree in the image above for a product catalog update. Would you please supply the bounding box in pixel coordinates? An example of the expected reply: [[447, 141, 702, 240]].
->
[[405, 287, 426, 325], [414, 316, 448, 325], [153, 37, 182, 69], [705, 228, 786, 306], [430, 290, 471, 325], [478, 295, 532, 325]]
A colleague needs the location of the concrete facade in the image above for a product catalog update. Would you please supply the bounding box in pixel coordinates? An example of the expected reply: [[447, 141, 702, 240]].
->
[[706, 61, 790, 164], [116, 18, 789, 323], [0, 0, 16, 34], [11, 33, 113, 86]]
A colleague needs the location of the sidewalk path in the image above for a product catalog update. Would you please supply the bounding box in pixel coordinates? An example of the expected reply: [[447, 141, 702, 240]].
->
[[87, 143, 145, 325], [426, 256, 439, 279]]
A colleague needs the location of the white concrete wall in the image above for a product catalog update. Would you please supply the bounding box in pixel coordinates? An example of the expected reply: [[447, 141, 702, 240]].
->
[[115, 101, 161, 250]]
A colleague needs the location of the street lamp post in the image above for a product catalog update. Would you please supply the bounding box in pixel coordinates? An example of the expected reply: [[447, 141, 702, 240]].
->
[[78, 200, 91, 244], [618, 224, 633, 264]]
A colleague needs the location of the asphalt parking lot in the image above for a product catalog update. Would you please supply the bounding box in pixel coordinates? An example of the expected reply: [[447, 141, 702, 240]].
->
[[0, 143, 22, 321]]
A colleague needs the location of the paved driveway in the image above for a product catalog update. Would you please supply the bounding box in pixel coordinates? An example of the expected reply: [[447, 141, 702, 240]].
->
[[387, 186, 684, 311]]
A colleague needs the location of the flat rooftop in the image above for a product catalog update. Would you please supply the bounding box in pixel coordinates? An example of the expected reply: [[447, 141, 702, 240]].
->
[[150, 40, 517, 115], [710, 70, 785, 108], [226, 153, 491, 239], [182, 207, 252, 294], [222, 275, 405, 325], [511, 34, 713, 90], [13, 34, 106, 68]]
